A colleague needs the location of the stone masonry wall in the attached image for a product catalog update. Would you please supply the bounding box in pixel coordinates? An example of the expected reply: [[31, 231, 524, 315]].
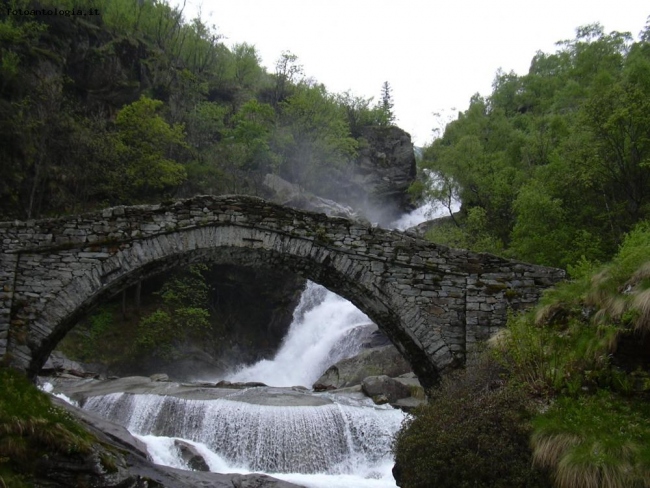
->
[[0, 195, 565, 387]]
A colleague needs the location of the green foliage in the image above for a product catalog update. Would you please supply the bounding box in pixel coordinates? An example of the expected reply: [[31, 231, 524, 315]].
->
[[498, 310, 617, 396], [481, 220, 650, 487], [0, 0, 375, 217], [377, 81, 395, 126], [111, 96, 188, 203], [497, 221, 650, 395], [273, 82, 358, 191], [396, 225, 650, 487], [336, 91, 387, 137], [135, 264, 211, 358], [420, 20, 650, 268], [0, 368, 93, 484], [83, 308, 114, 359], [425, 206, 503, 254], [393, 356, 551, 488], [531, 392, 650, 488]]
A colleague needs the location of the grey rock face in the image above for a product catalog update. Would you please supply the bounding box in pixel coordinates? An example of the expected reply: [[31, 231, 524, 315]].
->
[[263, 173, 360, 220], [48, 376, 335, 407], [361, 375, 411, 404], [42, 351, 85, 374], [174, 440, 210, 472], [313, 345, 412, 389], [349, 126, 417, 225]]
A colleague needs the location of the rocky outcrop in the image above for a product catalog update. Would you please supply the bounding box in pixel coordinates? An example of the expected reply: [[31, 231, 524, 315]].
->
[[361, 375, 411, 404], [266, 127, 416, 225], [262, 174, 360, 220], [313, 345, 412, 389], [337, 126, 417, 225], [47, 376, 334, 407], [174, 440, 210, 472]]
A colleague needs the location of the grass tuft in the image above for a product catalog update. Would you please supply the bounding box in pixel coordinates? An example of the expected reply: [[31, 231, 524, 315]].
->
[[0, 368, 96, 483]]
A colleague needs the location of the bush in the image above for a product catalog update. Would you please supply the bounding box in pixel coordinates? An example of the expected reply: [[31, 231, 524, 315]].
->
[[392, 356, 552, 488], [495, 220, 650, 397]]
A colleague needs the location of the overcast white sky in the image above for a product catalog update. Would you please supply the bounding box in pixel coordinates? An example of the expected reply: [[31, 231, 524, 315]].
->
[[178, 0, 648, 146]]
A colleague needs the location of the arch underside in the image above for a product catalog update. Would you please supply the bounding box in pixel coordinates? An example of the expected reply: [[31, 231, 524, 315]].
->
[[22, 227, 448, 388]]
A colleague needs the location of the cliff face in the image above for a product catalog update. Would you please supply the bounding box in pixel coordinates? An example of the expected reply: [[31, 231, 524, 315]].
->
[[328, 126, 417, 225]]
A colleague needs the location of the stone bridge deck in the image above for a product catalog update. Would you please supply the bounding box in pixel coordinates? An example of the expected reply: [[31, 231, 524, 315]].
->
[[0, 195, 565, 387]]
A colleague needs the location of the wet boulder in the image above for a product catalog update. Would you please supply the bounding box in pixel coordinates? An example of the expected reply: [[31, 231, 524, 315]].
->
[[361, 375, 411, 404], [174, 440, 210, 472], [312, 345, 411, 389]]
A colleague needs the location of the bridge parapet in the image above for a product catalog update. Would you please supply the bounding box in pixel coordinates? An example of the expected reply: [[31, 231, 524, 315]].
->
[[0, 195, 565, 387]]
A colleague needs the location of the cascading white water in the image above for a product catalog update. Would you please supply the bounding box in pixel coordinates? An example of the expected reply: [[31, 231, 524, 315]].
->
[[390, 171, 461, 231], [225, 281, 373, 387], [82, 391, 403, 476]]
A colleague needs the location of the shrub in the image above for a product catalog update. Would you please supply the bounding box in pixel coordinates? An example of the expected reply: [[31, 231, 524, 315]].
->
[[497, 220, 650, 396], [392, 356, 552, 488]]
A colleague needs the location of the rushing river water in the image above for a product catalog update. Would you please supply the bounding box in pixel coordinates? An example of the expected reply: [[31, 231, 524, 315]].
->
[[51, 197, 454, 487], [225, 281, 372, 387], [72, 280, 405, 487]]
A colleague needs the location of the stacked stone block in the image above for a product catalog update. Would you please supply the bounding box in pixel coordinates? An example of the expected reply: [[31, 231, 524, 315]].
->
[[0, 195, 565, 387]]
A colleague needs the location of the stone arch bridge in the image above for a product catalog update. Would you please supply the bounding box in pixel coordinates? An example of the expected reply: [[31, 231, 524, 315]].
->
[[0, 195, 565, 388]]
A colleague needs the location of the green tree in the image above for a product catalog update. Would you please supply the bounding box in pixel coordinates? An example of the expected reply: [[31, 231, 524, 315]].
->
[[378, 81, 395, 126], [111, 96, 187, 203], [335, 91, 385, 136], [135, 265, 211, 358], [419, 20, 650, 268], [272, 82, 357, 190], [273, 50, 303, 106]]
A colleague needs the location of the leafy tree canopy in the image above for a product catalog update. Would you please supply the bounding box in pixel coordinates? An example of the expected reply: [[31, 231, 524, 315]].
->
[[420, 18, 650, 268]]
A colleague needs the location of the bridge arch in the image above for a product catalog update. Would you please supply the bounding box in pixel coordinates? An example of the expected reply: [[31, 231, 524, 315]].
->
[[0, 195, 565, 388]]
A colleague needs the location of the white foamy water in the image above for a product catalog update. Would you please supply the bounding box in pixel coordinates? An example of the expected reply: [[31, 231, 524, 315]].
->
[[83, 390, 404, 487], [226, 281, 372, 387], [39, 381, 79, 407], [136, 434, 400, 488], [390, 171, 461, 231]]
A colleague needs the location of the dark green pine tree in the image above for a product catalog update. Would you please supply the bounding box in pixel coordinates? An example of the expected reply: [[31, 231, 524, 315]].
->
[[379, 81, 395, 126]]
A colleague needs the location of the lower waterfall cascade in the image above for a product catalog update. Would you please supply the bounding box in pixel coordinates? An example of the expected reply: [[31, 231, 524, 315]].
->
[[73, 279, 407, 487]]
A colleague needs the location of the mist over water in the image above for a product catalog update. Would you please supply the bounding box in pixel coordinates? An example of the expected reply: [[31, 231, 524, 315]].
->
[[390, 200, 441, 230]]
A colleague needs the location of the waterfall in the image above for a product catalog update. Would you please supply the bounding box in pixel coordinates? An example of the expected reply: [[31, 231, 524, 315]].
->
[[390, 171, 461, 231], [82, 391, 403, 476], [225, 281, 372, 387]]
